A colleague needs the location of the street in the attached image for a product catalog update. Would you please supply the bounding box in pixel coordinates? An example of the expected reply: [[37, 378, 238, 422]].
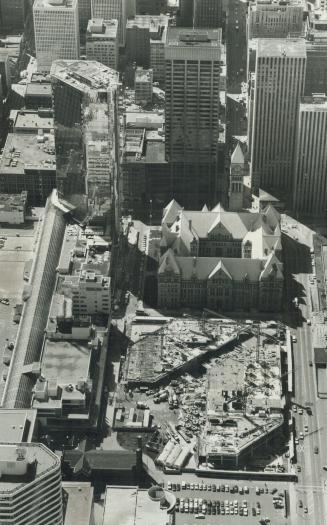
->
[[283, 231, 327, 525]]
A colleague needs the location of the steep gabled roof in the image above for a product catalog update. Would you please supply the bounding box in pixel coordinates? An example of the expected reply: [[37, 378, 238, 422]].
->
[[162, 199, 182, 225], [211, 202, 225, 212], [158, 249, 180, 275], [260, 253, 283, 280], [208, 260, 233, 280], [231, 142, 244, 165]]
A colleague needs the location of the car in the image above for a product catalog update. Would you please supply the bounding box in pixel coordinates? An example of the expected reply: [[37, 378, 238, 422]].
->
[[176, 483, 181, 491], [167, 481, 172, 490], [299, 500, 303, 508], [292, 335, 297, 343], [212, 484, 216, 492], [297, 465, 302, 472], [309, 360, 313, 367], [293, 405, 297, 412], [299, 408, 303, 415], [295, 438, 299, 445], [307, 319, 311, 325], [195, 513, 205, 519], [314, 446, 319, 454], [299, 432, 304, 440], [304, 507, 308, 514], [244, 486, 249, 494], [305, 425, 308, 432]]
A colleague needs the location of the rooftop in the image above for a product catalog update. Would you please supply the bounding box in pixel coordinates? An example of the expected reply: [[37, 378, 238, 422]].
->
[[40, 339, 91, 386], [0, 443, 60, 493], [87, 18, 118, 39], [103, 486, 170, 525], [135, 68, 153, 83], [167, 27, 221, 47], [0, 132, 56, 175], [0, 410, 36, 443], [257, 38, 307, 57], [12, 109, 54, 132], [0, 191, 27, 212], [62, 482, 94, 525], [34, 0, 77, 9], [50, 60, 119, 95]]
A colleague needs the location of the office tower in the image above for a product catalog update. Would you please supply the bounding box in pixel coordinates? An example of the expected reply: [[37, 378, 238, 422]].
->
[[78, 0, 91, 33], [179, 0, 193, 26], [0, 443, 63, 525], [136, 0, 167, 14], [33, 0, 80, 73], [293, 94, 327, 216], [165, 28, 222, 208], [304, 32, 327, 96], [193, 0, 222, 28], [248, 0, 305, 39], [51, 60, 120, 225], [249, 39, 306, 193], [86, 18, 119, 69], [135, 67, 153, 105], [126, 15, 168, 80], [0, 0, 25, 33], [91, 0, 127, 47]]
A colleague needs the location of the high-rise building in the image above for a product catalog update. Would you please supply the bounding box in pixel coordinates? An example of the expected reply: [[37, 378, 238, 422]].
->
[[51, 60, 120, 226], [91, 0, 127, 47], [0, 443, 63, 525], [165, 28, 223, 208], [193, 0, 222, 28], [293, 94, 327, 216], [305, 23, 327, 96], [229, 142, 245, 211], [33, 0, 80, 73], [78, 0, 91, 33], [86, 18, 119, 69], [249, 39, 306, 193], [0, 0, 25, 33], [248, 0, 305, 39], [136, 0, 167, 14], [126, 14, 168, 72]]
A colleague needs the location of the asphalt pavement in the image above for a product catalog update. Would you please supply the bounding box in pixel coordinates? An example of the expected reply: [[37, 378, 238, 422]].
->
[[283, 230, 327, 525]]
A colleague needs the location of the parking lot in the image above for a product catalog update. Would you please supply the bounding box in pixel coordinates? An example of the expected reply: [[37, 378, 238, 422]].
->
[[167, 479, 290, 525]]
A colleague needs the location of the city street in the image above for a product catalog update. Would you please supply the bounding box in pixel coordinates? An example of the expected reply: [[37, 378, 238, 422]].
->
[[283, 231, 327, 525]]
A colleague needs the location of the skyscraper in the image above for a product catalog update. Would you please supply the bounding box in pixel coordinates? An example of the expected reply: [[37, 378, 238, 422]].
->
[[0, 443, 63, 525], [78, 0, 91, 33], [193, 0, 222, 29], [33, 0, 80, 73], [248, 0, 305, 39], [249, 38, 306, 193], [91, 0, 127, 47], [293, 94, 327, 216], [0, 0, 25, 33], [165, 28, 222, 208]]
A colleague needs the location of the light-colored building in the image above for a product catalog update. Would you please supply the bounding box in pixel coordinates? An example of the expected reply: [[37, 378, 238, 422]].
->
[[57, 224, 111, 316], [0, 443, 63, 525], [0, 191, 27, 224], [158, 200, 283, 312], [33, 0, 80, 73], [165, 28, 223, 208], [86, 18, 119, 70], [91, 0, 127, 47], [228, 143, 245, 212], [249, 38, 306, 193], [135, 67, 153, 105], [293, 94, 327, 216], [248, 0, 305, 39]]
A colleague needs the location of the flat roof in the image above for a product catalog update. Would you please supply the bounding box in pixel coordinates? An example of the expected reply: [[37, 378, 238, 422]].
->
[[50, 60, 118, 95], [167, 27, 221, 47], [62, 482, 94, 525], [257, 38, 307, 57], [0, 443, 60, 493], [103, 487, 169, 525], [25, 82, 52, 97], [0, 132, 56, 175], [14, 110, 54, 131], [34, 0, 77, 9], [41, 339, 91, 385], [0, 410, 36, 443], [87, 18, 118, 38]]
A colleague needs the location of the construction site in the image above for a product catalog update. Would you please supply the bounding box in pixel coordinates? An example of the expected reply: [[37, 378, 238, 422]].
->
[[116, 315, 288, 473]]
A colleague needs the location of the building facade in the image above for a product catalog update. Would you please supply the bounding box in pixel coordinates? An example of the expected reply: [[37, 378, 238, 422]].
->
[[158, 201, 283, 311], [86, 18, 118, 69], [293, 94, 327, 216], [248, 0, 305, 39], [135, 67, 153, 105], [165, 28, 223, 208], [193, 0, 223, 29], [249, 38, 306, 193], [0, 443, 63, 525], [33, 0, 80, 73], [91, 0, 127, 47], [0, 0, 25, 33]]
